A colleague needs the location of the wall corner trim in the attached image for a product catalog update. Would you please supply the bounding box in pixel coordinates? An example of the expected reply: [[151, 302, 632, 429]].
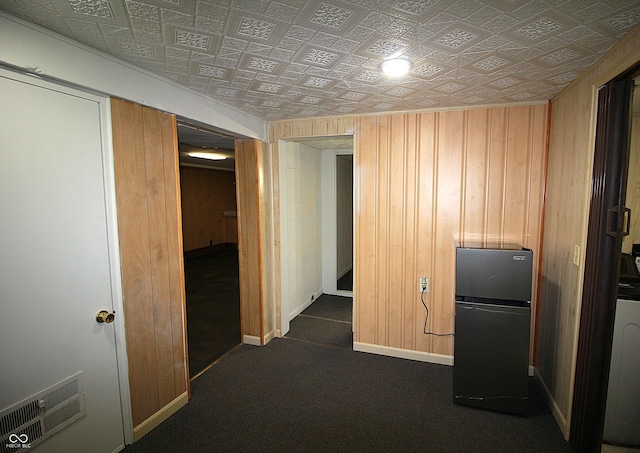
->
[[353, 342, 454, 366], [133, 392, 188, 442], [243, 335, 262, 346], [263, 329, 276, 345], [534, 368, 569, 440]]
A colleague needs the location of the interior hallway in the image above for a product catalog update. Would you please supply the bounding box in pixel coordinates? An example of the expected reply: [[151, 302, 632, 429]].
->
[[184, 247, 241, 377], [285, 294, 353, 349]]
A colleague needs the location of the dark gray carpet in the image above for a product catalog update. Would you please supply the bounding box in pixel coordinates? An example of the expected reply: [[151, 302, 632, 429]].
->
[[285, 294, 353, 349], [184, 248, 241, 376], [298, 294, 353, 322], [286, 315, 353, 349], [122, 338, 572, 453]]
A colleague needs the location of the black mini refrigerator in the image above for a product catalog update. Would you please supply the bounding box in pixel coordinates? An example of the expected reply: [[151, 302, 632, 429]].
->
[[453, 242, 532, 415]]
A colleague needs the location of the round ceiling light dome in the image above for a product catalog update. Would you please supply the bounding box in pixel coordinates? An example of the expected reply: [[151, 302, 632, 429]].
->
[[381, 58, 411, 77]]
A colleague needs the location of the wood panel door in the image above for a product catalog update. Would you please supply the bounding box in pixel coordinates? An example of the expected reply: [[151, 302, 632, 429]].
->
[[110, 98, 189, 440]]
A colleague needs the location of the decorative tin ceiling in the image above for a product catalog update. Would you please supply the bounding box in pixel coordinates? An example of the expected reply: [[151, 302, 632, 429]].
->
[[2, 0, 640, 121]]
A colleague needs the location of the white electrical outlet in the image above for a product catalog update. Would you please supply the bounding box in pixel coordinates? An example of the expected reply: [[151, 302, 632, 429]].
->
[[419, 277, 429, 293], [573, 245, 580, 266]]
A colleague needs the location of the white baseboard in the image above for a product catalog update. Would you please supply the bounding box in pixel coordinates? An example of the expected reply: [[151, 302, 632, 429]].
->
[[534, 368, 569, 440], [133, 392, 188, 441], [243, 335, 261, 346], [289, 290, 324, 320], [353, 341, 454, 366]]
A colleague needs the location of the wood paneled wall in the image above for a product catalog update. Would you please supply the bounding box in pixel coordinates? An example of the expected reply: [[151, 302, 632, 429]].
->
[[235, 138, 276, 343], [179, 167, 237, 251], [110, 98, 188, 434], [539, 22, 640, 438], [269, 115, 354, 140], [354, 106, 549, 356]]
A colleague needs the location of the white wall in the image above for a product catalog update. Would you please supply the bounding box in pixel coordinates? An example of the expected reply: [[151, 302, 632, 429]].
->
[[0, 12, 266, 141], [282, 142, 323, 323]]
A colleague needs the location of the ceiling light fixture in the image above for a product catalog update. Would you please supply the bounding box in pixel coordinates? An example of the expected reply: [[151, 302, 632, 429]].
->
[[187, 151, 227, 160], [381, 58, 411, 77]]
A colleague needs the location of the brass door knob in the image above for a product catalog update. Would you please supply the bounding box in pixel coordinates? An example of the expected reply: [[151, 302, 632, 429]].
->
[[96, 310, 115, 323]]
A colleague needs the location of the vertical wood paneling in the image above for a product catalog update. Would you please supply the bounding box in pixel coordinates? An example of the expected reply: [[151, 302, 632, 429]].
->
[[235, 138, 276, 342], [111, 99, 159, 426], [235, 139, 262, 339], [354, 116, 378, 344], [487, 109, 507, 239], [179, 167, 237, 251], [388, 115, 406, 349], [403, 114, 418, 350], [354, 104, 549, 358], [376, 117, 390, 345], [111, 98, 188, 429], [463, 109, 489, 239], [415, 113, 437, 353], [143, 107, 175, 407], [161, 116, 189, 396], [432, 110, 464, 355], [257, 140, 274, 338], [504, 106, 532, 243]]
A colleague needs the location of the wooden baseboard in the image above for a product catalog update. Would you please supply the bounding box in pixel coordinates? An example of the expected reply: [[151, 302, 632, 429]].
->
[[183, 242, 237, 259], [133, 392, 189, 442], [263, 329, 275, 345], [534, 368, 569, 440], [243, 335, 261, 346], [353, 342, 454, 366]]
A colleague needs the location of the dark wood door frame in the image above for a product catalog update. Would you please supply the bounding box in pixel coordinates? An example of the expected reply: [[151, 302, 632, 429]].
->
[[569, 76, 633, 452]]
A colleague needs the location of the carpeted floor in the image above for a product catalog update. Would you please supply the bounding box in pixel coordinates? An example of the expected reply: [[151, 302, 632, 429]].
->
[[184, 248, 241, 377], [285, 294, 353, 349], [123, 294, 573, 453]]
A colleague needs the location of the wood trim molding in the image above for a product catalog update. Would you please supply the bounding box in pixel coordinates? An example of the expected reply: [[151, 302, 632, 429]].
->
[[133, 392, 188, 441], [353, 342, 454, 366]]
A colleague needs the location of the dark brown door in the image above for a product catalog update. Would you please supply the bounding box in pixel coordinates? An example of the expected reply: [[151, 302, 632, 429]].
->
[[570, 77, 633, 452]]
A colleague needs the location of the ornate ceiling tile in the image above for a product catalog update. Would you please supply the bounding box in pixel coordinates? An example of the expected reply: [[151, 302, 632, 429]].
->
[[1, 0, 640, 120]]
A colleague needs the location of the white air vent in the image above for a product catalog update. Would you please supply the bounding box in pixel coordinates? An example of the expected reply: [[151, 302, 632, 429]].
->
[[1, 372, 86, 451]]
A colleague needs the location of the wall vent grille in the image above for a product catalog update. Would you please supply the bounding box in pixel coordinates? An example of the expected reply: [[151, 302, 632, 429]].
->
[[0, 372, 85, 451]]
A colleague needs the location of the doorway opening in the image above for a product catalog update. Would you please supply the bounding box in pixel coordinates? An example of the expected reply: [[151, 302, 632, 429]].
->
[[176, 121, 242, 379], [278, 136, 355, 342], [570, 65, 640, 452], [336, 154, 354, 292], [601, 72, 640, 452]]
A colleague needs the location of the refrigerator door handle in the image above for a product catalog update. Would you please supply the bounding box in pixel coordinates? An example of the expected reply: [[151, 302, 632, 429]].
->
[[622, 206, 631, 237], [606, 206, 631, 238]]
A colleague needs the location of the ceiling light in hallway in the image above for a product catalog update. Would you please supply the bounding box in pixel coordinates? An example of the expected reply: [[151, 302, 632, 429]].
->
[[187, 151, 227, 160], [381, 59, 411, 77]]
